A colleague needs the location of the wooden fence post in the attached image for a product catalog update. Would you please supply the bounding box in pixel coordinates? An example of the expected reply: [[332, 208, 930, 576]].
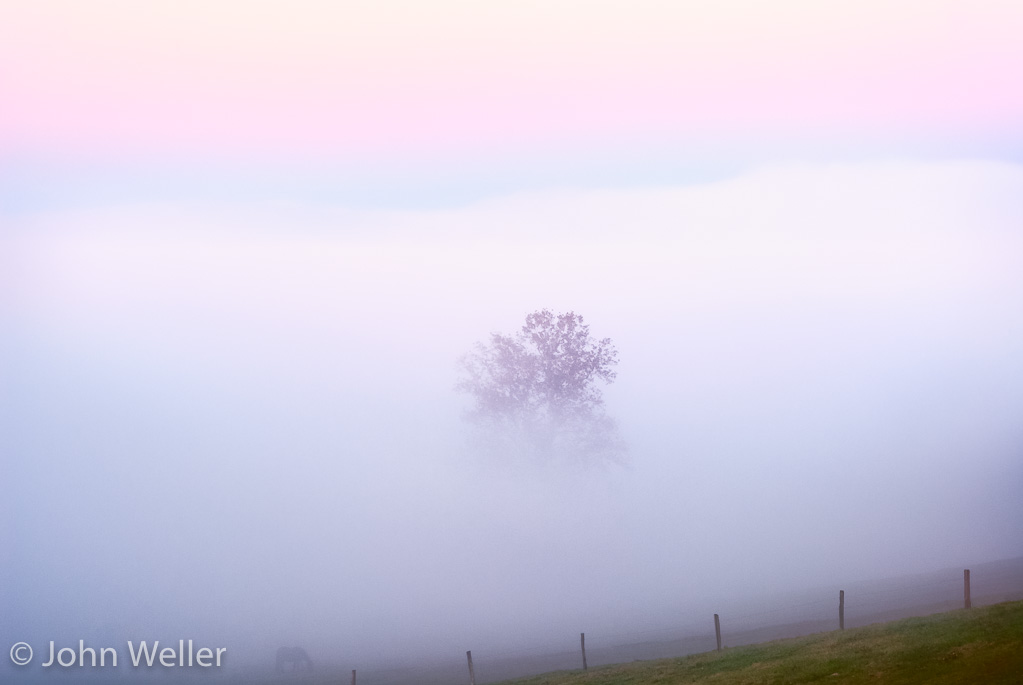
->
[[466, 650, 476, 685], [714, 614, 722, 651], [964, 569, 971, 609], [839, 590, 845, 630], [351, 669, 356, 685], [580, 632, 587, 670]]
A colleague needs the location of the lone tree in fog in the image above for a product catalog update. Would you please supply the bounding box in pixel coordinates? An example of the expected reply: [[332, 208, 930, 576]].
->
[[457, 309, 626, 466]]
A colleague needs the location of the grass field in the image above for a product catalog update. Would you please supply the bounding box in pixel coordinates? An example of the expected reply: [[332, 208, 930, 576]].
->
[[497, 600, 1023, 685]]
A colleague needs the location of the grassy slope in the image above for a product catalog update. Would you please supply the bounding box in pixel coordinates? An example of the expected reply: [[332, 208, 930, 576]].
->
[[499, 601, 1023, 685]]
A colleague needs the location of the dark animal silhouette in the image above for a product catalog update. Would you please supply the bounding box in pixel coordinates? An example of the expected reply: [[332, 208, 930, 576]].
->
[[276, 646, 313, 672]]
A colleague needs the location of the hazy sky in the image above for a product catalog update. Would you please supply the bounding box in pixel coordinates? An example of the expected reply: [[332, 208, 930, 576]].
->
[[3, 0, 1023, 209], [3, 0, 1023, 677]]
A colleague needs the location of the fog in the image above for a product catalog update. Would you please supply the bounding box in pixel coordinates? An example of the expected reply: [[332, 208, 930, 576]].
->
[[4, 160, 1023, 675]]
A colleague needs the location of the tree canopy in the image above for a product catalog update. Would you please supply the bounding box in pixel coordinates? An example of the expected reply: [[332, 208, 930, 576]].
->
[[457, 309, 626, 466]]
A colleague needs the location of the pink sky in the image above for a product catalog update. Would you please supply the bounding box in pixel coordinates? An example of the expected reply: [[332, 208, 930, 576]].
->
[[3, 0, 1022, 161]]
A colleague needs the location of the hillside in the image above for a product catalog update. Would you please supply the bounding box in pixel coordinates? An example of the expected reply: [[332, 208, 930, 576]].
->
[[497, 600, 1023, 685]]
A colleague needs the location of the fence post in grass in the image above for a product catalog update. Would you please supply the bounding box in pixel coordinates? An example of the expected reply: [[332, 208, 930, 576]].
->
[[351, 669, 356, 685], [839, 590, 845, 630], [964, 569, 971, 609], [714, 614, 722, 651], [466, 650, 476, 685], [580, 632, 588, 670]]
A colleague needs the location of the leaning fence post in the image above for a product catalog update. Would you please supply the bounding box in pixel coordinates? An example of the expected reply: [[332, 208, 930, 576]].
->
[[580, 632, 588, 670], [964, 569, 971, 609], [839, 590, 845, 630], [351, 669, 356, 685], [714, 614, 722, 651], [466, 650, 476, 685]]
